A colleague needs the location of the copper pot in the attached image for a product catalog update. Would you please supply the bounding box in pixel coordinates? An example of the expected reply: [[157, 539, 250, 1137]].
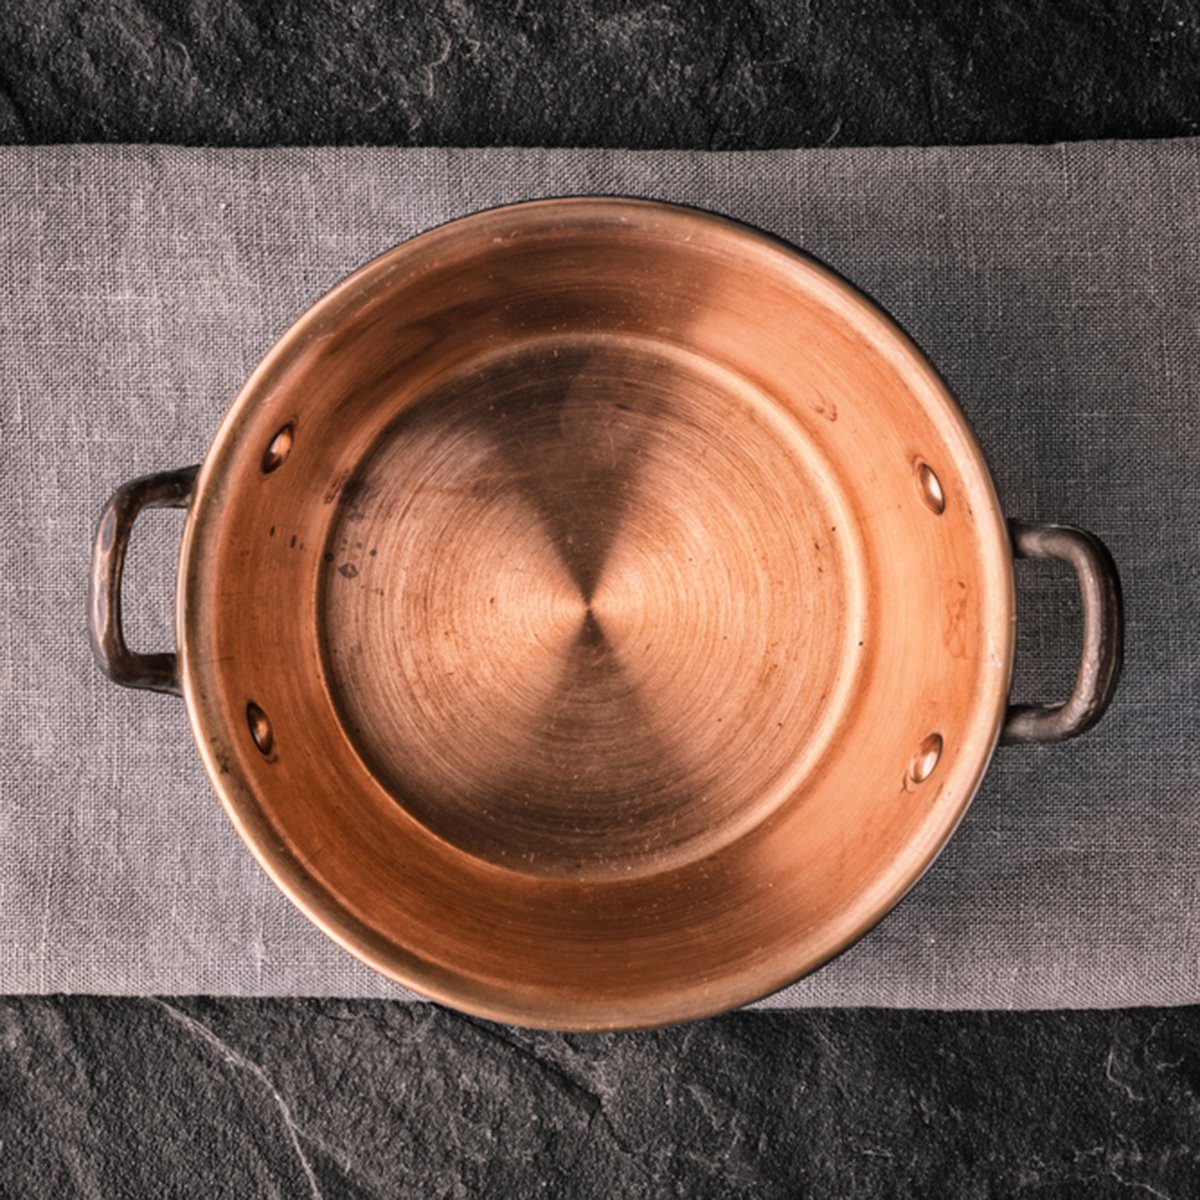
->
[[90, 199, 1122, 1030]]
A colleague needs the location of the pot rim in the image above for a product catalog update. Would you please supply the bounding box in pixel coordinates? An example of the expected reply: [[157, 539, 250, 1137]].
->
[[176, 196, 1016, 1030]]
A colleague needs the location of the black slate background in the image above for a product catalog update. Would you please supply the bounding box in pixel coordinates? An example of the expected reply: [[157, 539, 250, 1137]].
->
[[3, 1, 1200, 1196], [3, 1000, 1199, 1198], [2, 0, 1199, 148]]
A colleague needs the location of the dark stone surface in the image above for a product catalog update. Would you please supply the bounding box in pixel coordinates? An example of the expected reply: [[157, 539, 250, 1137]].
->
[[0, 0, 1197, 148], [1, 998, 1197, 1198]]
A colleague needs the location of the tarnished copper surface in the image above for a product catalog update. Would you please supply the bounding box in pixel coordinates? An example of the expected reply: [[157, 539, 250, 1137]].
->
[[88, 198, 1122, 1029]]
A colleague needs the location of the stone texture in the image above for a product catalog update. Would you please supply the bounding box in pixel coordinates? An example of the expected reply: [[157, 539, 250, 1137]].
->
[[0, 998, 1197, 1197], [0, 0, 1197, 148]]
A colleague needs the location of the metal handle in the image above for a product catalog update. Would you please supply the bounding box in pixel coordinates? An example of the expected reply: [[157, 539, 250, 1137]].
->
[[1001, 521, 1123, 745], [89, 466, 199, 696]]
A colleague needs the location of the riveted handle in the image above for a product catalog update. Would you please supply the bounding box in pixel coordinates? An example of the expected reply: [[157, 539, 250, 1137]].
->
[[89, 466, 199, 696], [1002, 521, 1123, 745]]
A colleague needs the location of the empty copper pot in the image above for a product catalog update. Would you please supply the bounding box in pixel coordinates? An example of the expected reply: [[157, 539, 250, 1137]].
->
[[90, 199, 1122, 1030]]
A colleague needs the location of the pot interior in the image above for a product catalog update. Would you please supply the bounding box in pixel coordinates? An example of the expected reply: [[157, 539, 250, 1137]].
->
[[180, 199, 1013, 1028]]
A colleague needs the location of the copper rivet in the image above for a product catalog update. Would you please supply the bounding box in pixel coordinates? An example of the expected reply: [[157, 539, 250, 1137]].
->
[[908, 732, 943, 784], [246, 701, 274, 756], [261, 423, 294, 474], [915, 459, 945, 515]]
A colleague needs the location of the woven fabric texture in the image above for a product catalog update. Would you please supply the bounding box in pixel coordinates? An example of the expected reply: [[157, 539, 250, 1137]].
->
[[1, 142, 1196, 1007]]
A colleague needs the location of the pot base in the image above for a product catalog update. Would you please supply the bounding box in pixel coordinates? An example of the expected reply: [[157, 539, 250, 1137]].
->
[[320, 334, 866, 879]]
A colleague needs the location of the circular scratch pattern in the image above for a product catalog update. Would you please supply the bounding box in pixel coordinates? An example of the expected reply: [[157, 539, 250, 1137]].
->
[[320, 336, 864, 877]]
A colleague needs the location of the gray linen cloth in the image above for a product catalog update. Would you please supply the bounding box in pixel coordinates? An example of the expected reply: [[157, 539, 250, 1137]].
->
[[1, 142, 1196, 1007]]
